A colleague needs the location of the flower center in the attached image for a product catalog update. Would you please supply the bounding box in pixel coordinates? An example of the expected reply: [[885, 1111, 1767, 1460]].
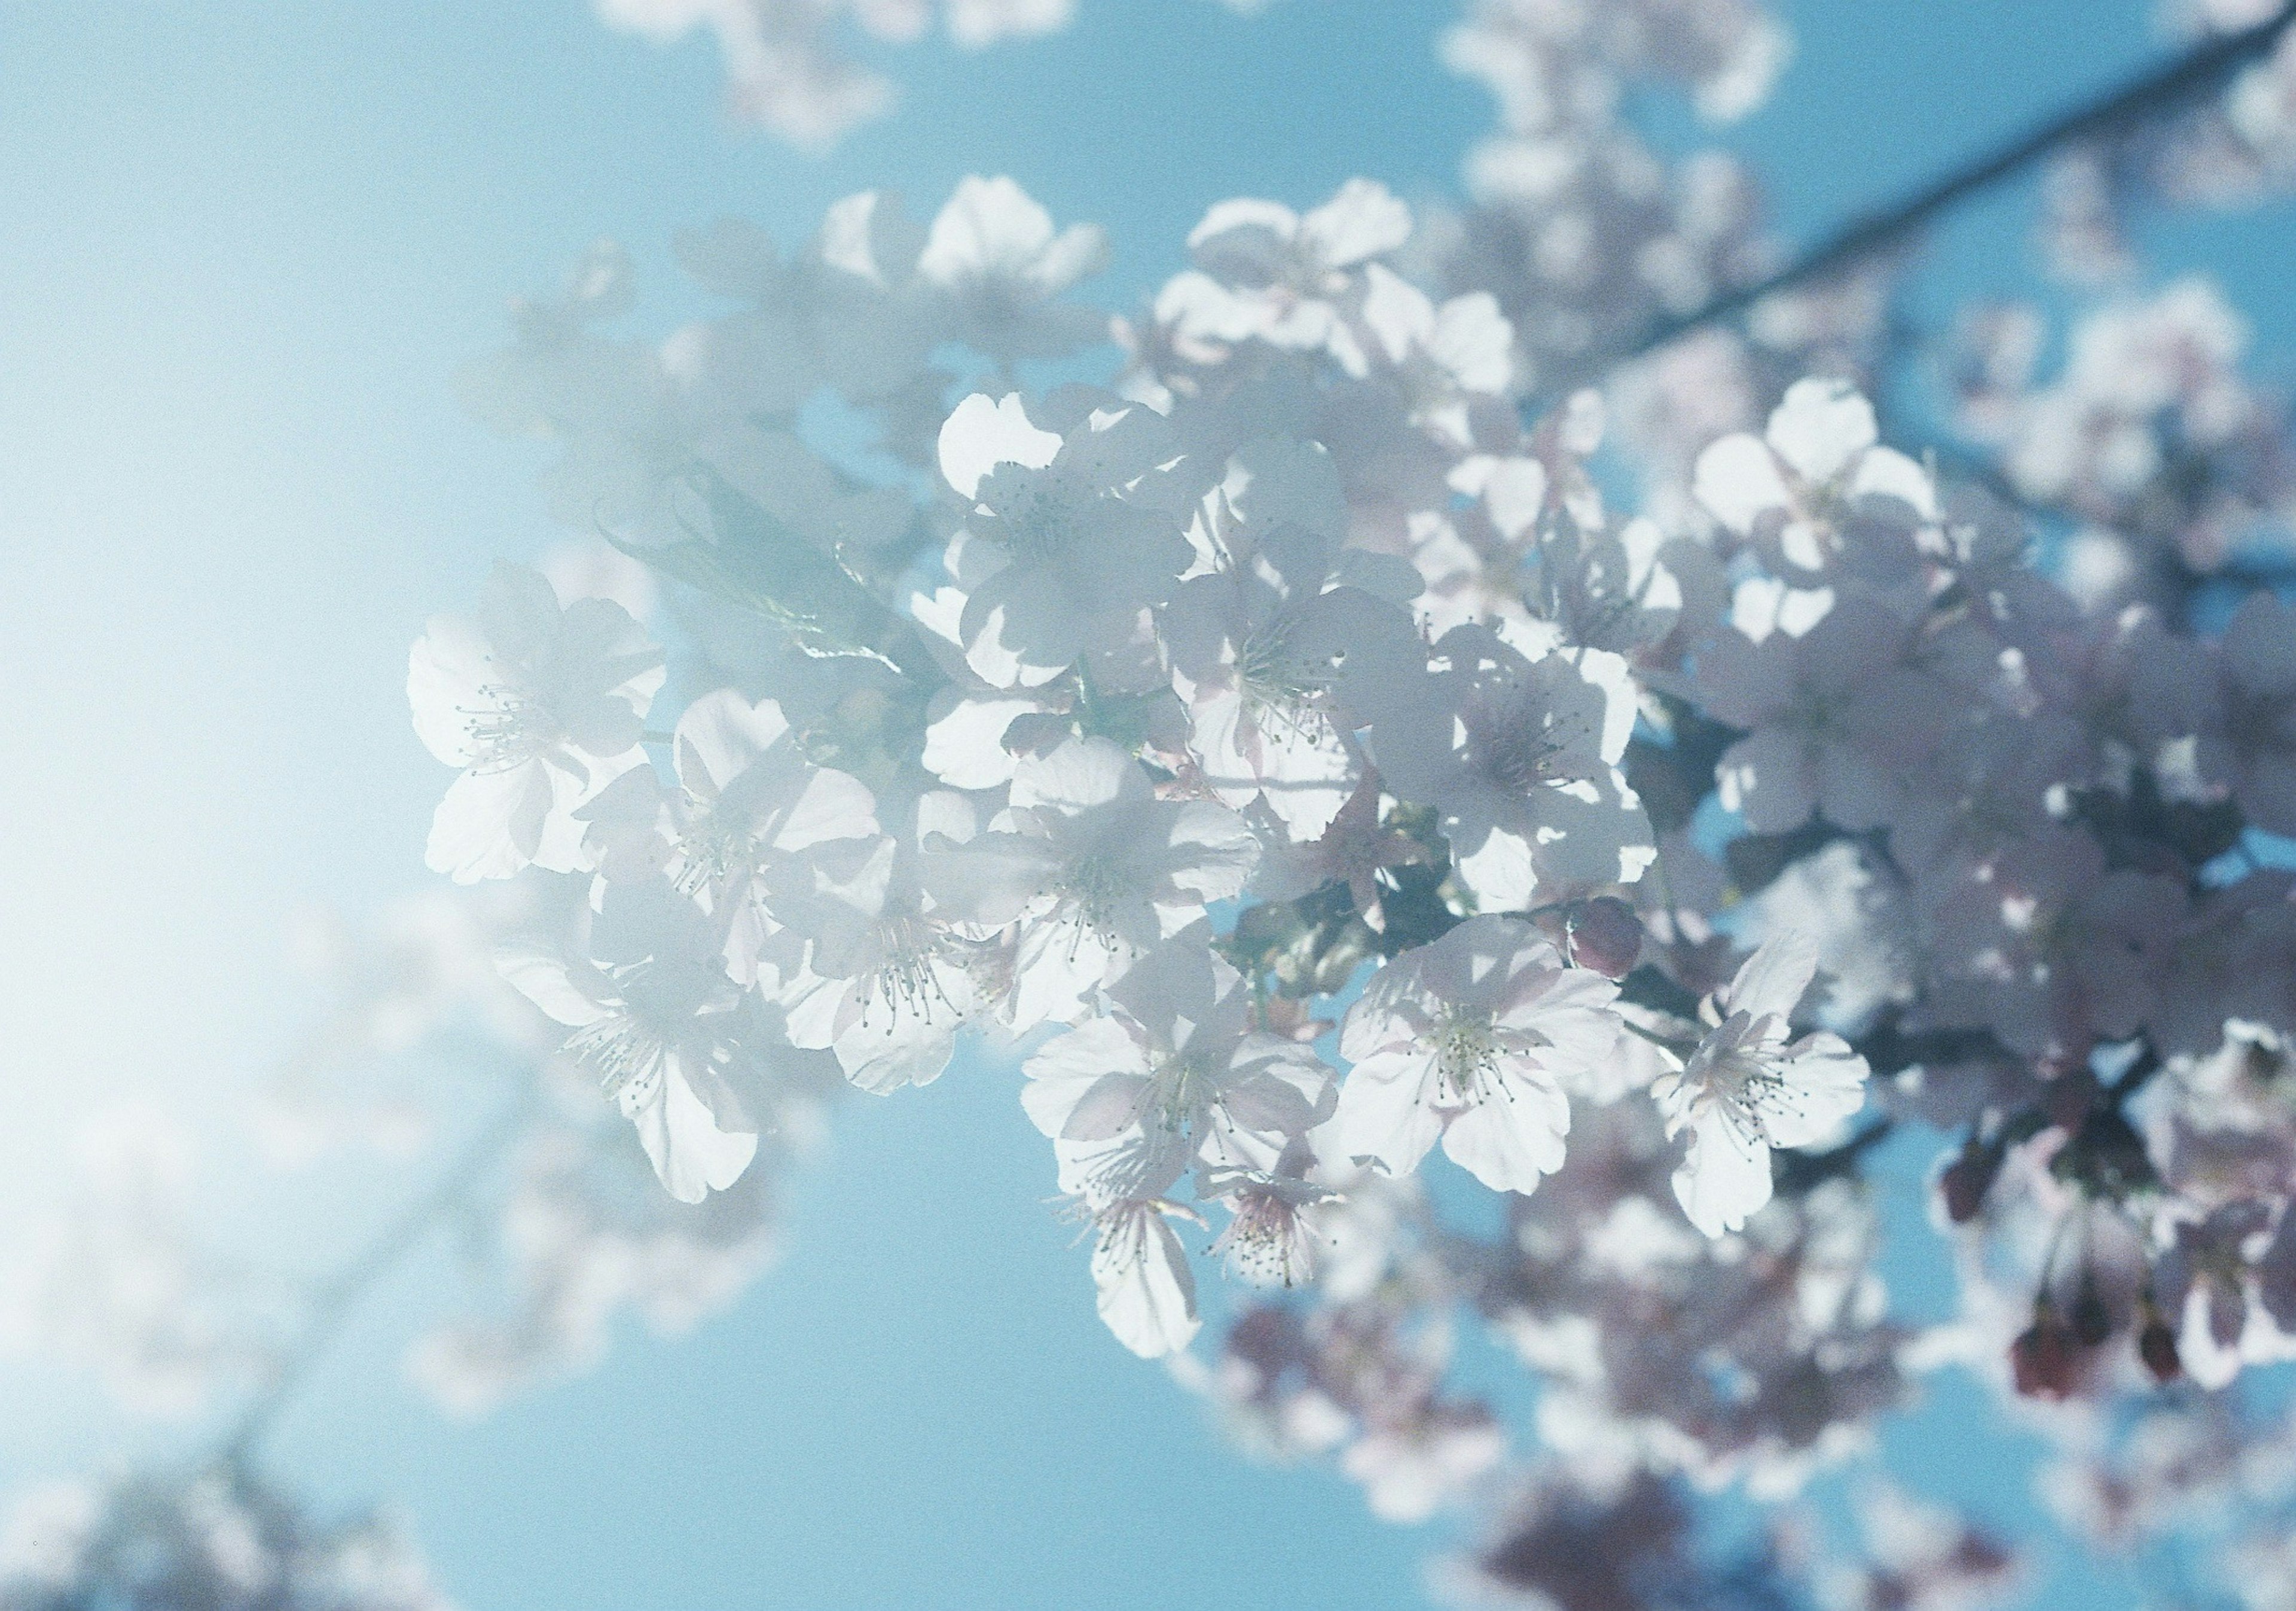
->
[[854, 921, 957, 1032], [563, 1010, 668, 1105], [674, 808, 762, 894], [1145, 1048, 1222, 1134], [1464, 686, 1583, 793], [1435, 1008, 1505, 1104], [1236, 615, 1340, 729], [462, 681, 561, 773], [1002, 485, 1088, 567], [1061, 853, 1129, 936], [1216, 1188, 1312, 1286]]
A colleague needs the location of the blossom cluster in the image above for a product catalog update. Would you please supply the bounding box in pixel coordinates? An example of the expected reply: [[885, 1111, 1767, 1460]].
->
[[0, 1470, 451, 1611], [414, 169, 1929, 1369], [398, 86, 2296, 1594], [2037, 0, 2296, 282], [1419, 0, 1784, 403], [1953, 277, 2296, 581]]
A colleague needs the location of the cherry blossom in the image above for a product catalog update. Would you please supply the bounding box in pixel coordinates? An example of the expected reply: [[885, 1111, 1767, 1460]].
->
[[408, 564, 664, 884], [1156, 179, 1413, 371], [499, 883, 768, 1203], [938, 389, 1194, 683], [1085, 1196, 1202, 1358], [1329, 916, 1622, 1194], [1650, 933, 1871, 1236], [1692, 597, 1953, 836], [1361, 621, 1653, 907], [1021, 934, 1334, 1208], [337, 20, 2296, 1597], [1161, 437, 1420, 840], [772, 797, 1003, 1093], [1692, 375, 1939, 600], [1204, 1142, 1339, 1288], [1358, 265, 1516, 448], [649, 689, 882, 982], [937, 737, 1257, 1029], [596, 0, 1076, 148], [917, 176, 1110, 364]]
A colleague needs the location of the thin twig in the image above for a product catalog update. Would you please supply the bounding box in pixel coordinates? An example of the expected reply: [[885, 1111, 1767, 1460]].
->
[[1561, 0, 2296, 393], [215, 1095, 532, 1471]]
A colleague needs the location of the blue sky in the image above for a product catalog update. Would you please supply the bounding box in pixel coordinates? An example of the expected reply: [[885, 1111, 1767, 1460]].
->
[[4, 1, 2292, 1606]]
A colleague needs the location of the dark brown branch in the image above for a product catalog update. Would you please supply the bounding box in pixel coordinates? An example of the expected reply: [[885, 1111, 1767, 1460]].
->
[[1572, 0, 2296, 387]]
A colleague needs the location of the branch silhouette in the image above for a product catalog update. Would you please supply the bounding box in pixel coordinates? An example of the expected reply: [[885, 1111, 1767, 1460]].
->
[[216, 1094, 533, 1474], [1550, 0, 2296, 398]]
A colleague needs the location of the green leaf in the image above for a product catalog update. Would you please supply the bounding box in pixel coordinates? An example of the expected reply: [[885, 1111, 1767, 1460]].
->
[[605, 469, 945, 690]]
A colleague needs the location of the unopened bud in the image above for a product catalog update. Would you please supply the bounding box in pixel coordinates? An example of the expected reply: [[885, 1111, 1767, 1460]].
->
[[2139, 1315, 2182, 1384], [1565, 897, 1643, 979], [1939, 1135, 2005, 1224], [2011, 1306, 2079, 1399]]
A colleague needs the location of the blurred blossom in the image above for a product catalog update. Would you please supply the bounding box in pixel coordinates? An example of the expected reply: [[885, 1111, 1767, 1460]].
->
[[594, 0, 1076, 148], [407, 1054, 826, 1412], [1952, 279, 2296, 577], [0, 1110, 286, 1419], [1818, 1482, 2021, 1611], [0, 1471, 451, 1611]]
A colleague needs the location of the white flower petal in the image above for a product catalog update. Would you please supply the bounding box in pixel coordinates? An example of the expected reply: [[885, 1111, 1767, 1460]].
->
[[1091, 1206, 1200, 1358], [1672, 1103, 1773, 1237], [938, 392, 1061, 500], [1766, 376, 1877, 485]]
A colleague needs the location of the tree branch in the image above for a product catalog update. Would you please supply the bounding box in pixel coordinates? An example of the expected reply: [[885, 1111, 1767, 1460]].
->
[[1567, 0, 2296, 390], [215, 1095, 533, 1472]]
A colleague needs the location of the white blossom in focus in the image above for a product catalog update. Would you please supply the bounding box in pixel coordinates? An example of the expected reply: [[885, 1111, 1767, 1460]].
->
[[935, 736, 1257, 1029], [1022, 933, 1335, 1205], [1330, 916, 1622, 1194], [1086, 1196, 1202, 1358], [1161, 437, 1421, 840], [774, 793, 1002, 1093], [1653, 933, 1870, 1237], [660, 689, 882, 983], [500, 883, 766, 1203], [1205, 1142, 1339, 1288], [938, 390, 1194, 684], [1361, 621, 1653, 908], [1693, 375, 1938, 593]]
